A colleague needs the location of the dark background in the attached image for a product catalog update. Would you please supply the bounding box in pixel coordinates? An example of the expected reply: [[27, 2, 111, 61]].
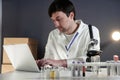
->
[[1, 0, 120, 63]]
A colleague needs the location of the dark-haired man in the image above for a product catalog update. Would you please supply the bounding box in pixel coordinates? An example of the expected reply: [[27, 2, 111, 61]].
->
[[37, 0, 100, 68]]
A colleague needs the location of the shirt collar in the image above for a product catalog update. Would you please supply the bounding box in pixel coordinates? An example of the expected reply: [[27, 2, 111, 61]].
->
[[75, 20, 84, 34]]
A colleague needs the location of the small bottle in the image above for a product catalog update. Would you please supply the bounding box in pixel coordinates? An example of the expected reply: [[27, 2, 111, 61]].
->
[[49, 66, 59, 79], [49, 67, 54, 79]]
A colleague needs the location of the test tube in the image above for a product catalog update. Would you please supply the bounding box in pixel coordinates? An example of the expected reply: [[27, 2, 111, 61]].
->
[[113, 55, 120, 76], [106, 61, 111, 76], [117, 61, 120, 75], [113, 55, 119, 76], [77, 61, 81, 77], [82, 62, 86, 77], [71, 61, 76, 77], [91, 55, 100, 74]]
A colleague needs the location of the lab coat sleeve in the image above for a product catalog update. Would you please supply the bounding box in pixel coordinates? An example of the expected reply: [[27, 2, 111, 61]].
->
[[44, 31, 55, 59]]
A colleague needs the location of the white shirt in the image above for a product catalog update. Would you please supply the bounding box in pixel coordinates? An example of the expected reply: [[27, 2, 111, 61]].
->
[[44, 20, 100, 67]]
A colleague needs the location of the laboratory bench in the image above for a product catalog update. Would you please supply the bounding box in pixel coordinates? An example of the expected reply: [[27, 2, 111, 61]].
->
[[0, 68, 120, 80]]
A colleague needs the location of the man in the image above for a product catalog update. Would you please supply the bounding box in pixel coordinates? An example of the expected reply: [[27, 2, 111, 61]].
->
[[37, 0, 100, 68]]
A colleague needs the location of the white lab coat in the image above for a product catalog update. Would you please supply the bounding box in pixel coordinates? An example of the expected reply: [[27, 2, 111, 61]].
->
[[44, 20, 100, 67]]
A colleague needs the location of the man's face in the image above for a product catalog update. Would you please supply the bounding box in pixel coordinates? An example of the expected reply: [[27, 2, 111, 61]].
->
[[51, 11, 74, 33]]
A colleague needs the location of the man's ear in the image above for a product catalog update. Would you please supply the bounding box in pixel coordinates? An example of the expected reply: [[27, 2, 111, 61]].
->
[[69, 12, 74, 19]]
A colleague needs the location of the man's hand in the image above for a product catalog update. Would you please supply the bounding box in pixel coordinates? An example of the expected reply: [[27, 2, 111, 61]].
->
[[36, 59, 67, 67]]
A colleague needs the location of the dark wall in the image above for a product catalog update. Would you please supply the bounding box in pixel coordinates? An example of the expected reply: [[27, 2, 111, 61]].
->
[[2, 0, 19, 36], [2, 0, 120, 61]]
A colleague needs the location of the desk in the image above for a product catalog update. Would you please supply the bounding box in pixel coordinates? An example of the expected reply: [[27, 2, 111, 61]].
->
[[0, 68, 120, 80]]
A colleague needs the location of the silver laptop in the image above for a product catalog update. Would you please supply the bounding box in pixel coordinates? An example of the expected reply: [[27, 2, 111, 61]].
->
[[3, 44, 40, 72]]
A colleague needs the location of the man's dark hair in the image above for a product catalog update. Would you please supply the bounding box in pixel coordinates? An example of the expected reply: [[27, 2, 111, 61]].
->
[[48, 0, 76, 20]]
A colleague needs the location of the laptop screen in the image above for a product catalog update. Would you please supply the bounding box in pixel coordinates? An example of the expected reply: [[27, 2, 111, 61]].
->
[[3, 44, 40, 72]]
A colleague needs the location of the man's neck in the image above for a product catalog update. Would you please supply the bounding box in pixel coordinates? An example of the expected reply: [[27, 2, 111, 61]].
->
[[66, 22, 80, 35]]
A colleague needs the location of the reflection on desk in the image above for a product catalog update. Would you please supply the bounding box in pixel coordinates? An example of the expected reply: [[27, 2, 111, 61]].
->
[[0, 68, 120, 80]]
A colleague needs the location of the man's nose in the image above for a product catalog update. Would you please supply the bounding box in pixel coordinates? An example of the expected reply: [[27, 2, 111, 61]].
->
[[54, 21, 59, 27]]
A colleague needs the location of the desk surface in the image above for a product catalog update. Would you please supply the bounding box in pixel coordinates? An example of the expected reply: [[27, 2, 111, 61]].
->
[[0, 68, 120, 80]]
